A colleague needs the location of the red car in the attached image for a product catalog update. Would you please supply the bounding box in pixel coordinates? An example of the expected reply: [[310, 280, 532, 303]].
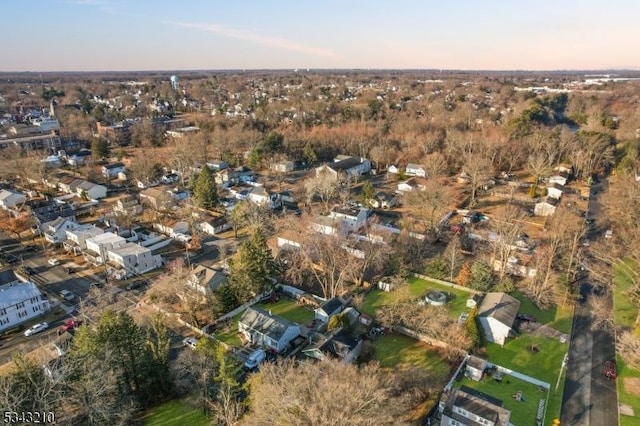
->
[[604, 360, 617, 380], [59, 318, 82, 334]]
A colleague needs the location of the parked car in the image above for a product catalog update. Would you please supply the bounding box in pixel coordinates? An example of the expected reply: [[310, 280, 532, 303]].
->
[[183, 337, 198, 350], [5, 254, 18, 264], [24, 322, 49, 337], [59, 318, 82, 333], [48, 258, 61, 266], [23, 245, 37, 252], [244, 349, 266, 370], [604, 360, 617, 380], [23, 266, 35, 275], [59, 290, 75, 301], [516, 313, 536, 323], [126, 279, 148, 291]]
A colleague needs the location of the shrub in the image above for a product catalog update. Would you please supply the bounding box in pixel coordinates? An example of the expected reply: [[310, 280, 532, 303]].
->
[[467, 261, 495, 292], [425, 257, 449, 280]]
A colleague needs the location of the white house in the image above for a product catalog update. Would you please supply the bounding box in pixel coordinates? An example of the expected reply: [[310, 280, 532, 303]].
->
[[73, 180, 107, 200], [186, 264, 227, 294], [271, 160, 295, 173], [396, 177, 428, 192], [534, 197, 559, 217], [0, 189, 27, 210], [206, 160, 228, 171], [0, 271, 50, 333], [548, 174, 568, 186], [248, 186, 282, 210], [315, 156, 371, 181], [107, 243, 162, 277], [387, 165, 399, 175], [405, 163, 426, 177], [43, 217, 78, 244], [314, 297, 344, 323], [441, 386, 511, 426], [546, 183, 564, 200], [153, 219, 189, 237], [477, 292, 520, 346], [370, 191, 398, 209], [64, 225, 104, 255], [198, 216, 231, 236], [84, 232, 127, 265], [101, 162, 126, 179], [328, 206, 370, 233], [238, 307, 301, 353]]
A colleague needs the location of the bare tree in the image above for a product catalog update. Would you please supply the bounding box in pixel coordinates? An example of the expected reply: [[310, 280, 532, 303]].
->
[[462, 151, 492, 207], [490, 205, 524, 281], [305, 168, 340, 213]]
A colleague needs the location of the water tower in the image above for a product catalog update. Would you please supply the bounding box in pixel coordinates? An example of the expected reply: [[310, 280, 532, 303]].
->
[[170, 75, 179, 90]]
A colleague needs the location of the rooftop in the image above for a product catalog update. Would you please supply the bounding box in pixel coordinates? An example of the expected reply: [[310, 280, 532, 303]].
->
[[0, 281, 43, 310]]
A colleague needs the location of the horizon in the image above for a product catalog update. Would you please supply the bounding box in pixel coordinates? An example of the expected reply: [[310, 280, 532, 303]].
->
[[2, 0, 639, 72]]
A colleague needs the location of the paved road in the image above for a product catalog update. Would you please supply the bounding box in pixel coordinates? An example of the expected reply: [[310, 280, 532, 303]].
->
[[561, 181, 619, 426]]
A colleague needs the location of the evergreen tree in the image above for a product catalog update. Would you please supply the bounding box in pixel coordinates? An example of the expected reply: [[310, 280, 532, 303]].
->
[[228, 227, 276, 303], [193, 166, 218, 210], [91, 137, 110, 159], [360, 181, 376, 207], [468, 261, 495, 291], [302, 142, 318, 166]]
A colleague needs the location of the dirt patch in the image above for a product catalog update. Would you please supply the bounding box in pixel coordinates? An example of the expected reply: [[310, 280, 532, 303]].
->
[[623, 377, 640, 397]]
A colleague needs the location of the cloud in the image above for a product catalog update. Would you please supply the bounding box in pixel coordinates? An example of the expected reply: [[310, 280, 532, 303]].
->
[[172, 21, 337, 59]]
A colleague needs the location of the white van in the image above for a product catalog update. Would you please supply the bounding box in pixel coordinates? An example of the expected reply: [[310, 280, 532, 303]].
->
[[244, 349, 266, 370]]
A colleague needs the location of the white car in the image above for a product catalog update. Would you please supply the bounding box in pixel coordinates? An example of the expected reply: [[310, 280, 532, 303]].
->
[[48, 258, 61, 266], [24, 322, 49, 337], [183, 337, 198, 350], [59, 290, 75, 301]]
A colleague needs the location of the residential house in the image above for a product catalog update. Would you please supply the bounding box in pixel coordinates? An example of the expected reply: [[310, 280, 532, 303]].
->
[[477, 292, 520, 346], [548, 174, 568, 187], [113, 195, 142, 215], [534, 197, 559, 217], [74, 180, 107, 200], [186, 264, 227, 294], [329, 205, 370, 233], [279, 190, 297, 206], [440, 386, 511, 426], [546, 183, 564, 200], [238, 307, 301, 353], [42, 217, 78, 244], [168, 187, 190, 201], [396, 177, 428, 192], [64, 225, 104, 255], [370, 191, 398, 209], [139, 187, 174, 210], [387, 165, 399, 175], [107, 243, 162, 277], [101, 162, 126, 179], [160, 173, 179, 185], [84, 232, 127, 265], [206, 160, 228, 172], [271, 160, 295, 173], [405, 163, 426, 177], [302, 328, 363, 364], [153, 219, 189, 237], [314, 297, 344, 323], [248, 186, 282, 210], [198, 215, 231, 236], [315, 156, 371, 181], [0, 271, 50, 333], [464, 355, 487, 382], [0, 189, 27, 210]]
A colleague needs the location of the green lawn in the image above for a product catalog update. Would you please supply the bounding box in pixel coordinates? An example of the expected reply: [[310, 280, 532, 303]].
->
[[616, 355, 640, 426], [511, 291, 574, 334], [143, 400, 210, 426], [458, 375, 548, 426], [361, 277, 473, 318], [372, 333, 450, 378], [614, 260, 638, 330], [485, 335, 568, 422], [255, 298, 315, 324], [213, 311, 244, 347]]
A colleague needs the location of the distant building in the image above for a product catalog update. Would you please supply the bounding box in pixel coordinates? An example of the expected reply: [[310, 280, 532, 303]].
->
[[315, 156, 371, 181], [107, 243, 162, 277]]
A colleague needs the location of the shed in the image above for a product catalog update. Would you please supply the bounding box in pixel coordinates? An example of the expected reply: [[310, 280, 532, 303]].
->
[[466, 294, 483, 309], [465, 355, 488, 381]]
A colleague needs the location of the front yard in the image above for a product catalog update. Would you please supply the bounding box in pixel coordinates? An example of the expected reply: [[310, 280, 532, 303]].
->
[[457, 375, 548, 426], [361, 276, 473, 318], [485, 335, 567, 422]]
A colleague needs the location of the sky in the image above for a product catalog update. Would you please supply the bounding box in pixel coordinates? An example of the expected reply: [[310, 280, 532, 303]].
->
[[2, 0, 639, 72]]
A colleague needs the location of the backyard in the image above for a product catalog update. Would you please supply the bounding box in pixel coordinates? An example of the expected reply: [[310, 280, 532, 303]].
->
[[485, 335, 567, 422], [457, 374, 548, 426], [361, 276, 473, 318], [511, 291, 574, 334], [142, 399, 210, 426]]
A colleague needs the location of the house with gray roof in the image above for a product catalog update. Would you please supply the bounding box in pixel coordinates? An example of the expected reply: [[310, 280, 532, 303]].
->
[[302, 327, 363, 364], [238, 307, 301, 353], [441, 385, 511, 426], [477, 292, 520, 346]]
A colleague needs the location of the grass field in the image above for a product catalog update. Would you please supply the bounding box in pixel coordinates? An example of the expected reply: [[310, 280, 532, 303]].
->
[[361, 276, 473, 318], [255, 298, 315, 324], [372, 333, 450, 378], [616, 355, 640, 426], [613, 260, 638, 329], [143, 400, 210, 426], [458, 375, 548, 426], [511, 291, 574, 334], [212, 310, 244, 347], [485, 335, 567, 422]]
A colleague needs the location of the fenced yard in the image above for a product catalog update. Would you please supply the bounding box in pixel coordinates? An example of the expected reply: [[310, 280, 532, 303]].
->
[[361, 276, 473, 318]]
